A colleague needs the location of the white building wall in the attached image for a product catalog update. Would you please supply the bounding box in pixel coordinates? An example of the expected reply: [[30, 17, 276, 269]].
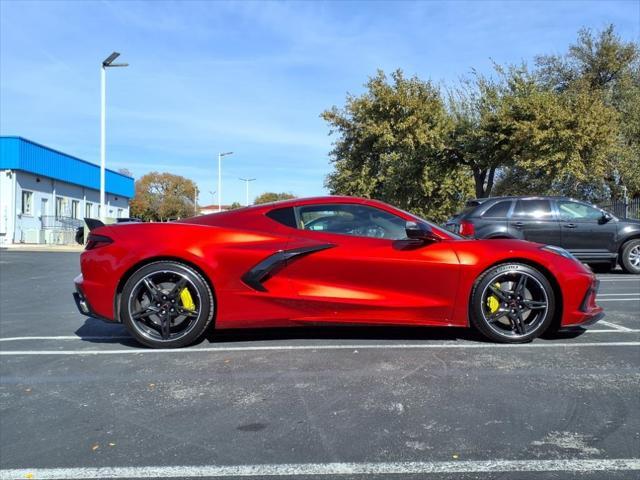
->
[[2, 170, 130, 244], [0, 170, 17, 246]]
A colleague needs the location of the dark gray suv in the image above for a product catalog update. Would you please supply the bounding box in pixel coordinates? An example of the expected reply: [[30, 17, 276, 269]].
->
[[445, 196, 640, 274]]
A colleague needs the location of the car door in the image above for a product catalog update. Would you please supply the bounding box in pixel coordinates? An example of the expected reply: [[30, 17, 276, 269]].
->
[[282, 203, 461, 326], [555, 199, 617, 258], [508, 199, 561, 245]]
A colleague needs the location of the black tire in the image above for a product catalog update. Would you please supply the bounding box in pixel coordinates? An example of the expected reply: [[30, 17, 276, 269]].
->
[[120, 261, 215, 348], [470, 263, 555, 343], [620, 239, 640, 274]]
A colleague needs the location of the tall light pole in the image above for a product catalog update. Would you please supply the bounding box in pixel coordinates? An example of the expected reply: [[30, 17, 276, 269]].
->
[[100, 52, 128, 222], [217, 151, 233, 212], [239, 178, 256, 206]]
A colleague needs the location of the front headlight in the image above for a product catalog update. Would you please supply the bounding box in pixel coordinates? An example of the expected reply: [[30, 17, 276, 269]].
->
[[540, 245, 577, 260]]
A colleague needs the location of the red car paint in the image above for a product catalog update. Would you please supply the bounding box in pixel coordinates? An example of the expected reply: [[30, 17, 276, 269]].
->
[[75, 196, 602, 330]]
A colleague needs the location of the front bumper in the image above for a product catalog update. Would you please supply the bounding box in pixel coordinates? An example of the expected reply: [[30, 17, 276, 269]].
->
[[563, 276, 604, 327]]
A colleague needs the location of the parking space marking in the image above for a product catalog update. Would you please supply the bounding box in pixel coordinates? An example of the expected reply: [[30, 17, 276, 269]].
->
[[597, 298, 640, 301], [1, 458, 639, 479], [0, 336, 130, 342], [598, 321, 634, 332], [0, 341, 638, 356], [598, 293, 640, 296]]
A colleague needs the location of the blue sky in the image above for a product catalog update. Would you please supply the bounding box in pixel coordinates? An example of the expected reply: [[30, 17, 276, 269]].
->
[[1, 1, 638, 205]]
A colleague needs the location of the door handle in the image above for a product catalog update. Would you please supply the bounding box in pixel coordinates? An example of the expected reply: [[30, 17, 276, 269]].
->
[[563, 223, 577, 229], [513, 222, 524, 228]]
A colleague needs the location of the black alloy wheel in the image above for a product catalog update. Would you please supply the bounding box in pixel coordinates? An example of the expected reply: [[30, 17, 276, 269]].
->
[[471, 263, 555, 343], [120, 261, 214, 348]]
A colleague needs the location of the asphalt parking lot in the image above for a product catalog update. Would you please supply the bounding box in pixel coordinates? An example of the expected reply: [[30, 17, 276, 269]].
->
[[0, 250, 638, 480]]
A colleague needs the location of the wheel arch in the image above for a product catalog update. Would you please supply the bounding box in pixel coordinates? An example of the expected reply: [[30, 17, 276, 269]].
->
[[114, 256, 217, 324], [469, 257, 563, 331], [619, 234, 640, 255]]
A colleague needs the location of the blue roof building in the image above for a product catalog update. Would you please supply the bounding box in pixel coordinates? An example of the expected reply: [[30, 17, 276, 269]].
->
[[0, 136, 134, 245]]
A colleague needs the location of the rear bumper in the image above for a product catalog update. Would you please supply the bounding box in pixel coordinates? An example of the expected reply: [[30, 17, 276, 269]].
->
[[73, 274, 114, 323]]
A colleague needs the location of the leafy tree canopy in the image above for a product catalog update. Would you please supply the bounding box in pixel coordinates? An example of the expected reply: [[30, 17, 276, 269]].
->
[[254, 192, 296, 204], [322, 69, 473, 222], [130, 172, 198, 221]]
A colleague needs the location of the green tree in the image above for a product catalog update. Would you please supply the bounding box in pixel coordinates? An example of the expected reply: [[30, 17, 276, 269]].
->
[[254, 192, 296, 204], [322, 69, 473, 222], [227, 201, 243, 210], [536, 25, 640, 198], [447, 70, 514, 198], [130, 172, 198, 221]]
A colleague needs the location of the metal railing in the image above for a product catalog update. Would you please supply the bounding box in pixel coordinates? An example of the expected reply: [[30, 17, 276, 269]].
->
[[599, 198, 640, 219], [41, 215, 84, 230]]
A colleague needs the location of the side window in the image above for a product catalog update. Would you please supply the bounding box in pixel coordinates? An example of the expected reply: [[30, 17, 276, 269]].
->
[[482, 201, 511, 218], [298, 204, 406, 240], [557, 200, 602, 221], [512, 200, 553, 219], [266, 207, 297, 228]]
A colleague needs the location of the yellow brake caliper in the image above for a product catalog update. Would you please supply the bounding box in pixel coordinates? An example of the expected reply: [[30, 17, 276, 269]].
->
[[180, 287, 196, 311], [486, 282, 500, 313]]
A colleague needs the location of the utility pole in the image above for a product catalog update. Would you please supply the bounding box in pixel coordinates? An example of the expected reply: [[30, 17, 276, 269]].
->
[[239, 178, 256, 206], [100, 52, 128, 222]]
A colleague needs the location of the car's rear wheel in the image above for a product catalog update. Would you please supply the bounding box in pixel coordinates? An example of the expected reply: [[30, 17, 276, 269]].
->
[[620, 239, 640, 274], [470, 263, 555, 343], [120, 261, 214, 348]]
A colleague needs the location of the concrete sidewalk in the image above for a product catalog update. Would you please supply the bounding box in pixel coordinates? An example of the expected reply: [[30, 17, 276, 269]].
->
[[0, 243, 83, 252]]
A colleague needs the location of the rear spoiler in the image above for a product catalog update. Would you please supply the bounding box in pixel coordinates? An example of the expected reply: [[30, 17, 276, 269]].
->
[[84, 218, 105, 231]]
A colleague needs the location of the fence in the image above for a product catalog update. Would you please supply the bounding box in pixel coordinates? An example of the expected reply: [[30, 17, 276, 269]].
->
[[41, 216, 84, 230], [599, 198, 640, 219]]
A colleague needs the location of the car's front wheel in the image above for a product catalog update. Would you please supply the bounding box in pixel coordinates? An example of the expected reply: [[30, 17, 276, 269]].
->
[[470, 263, 555, 343], [620, 239, 640, 274], [120, 261, 215, 348]]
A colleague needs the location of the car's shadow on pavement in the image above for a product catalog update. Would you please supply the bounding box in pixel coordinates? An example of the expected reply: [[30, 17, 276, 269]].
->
[[73, 316, 589, 348]]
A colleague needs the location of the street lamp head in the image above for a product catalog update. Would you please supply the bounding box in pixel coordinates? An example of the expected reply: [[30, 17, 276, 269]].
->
[[220, 151, 233, 157], [103, 52, 120, 66]]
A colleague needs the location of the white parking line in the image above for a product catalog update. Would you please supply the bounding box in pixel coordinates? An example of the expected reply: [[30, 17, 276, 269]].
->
[[1, 458, 638, 479], [598, 293, 640, 296], [0, 336, 131, 342], [597, 298, 640, 301], [0, 341, 638, 356], [598, 321, 634, 332]]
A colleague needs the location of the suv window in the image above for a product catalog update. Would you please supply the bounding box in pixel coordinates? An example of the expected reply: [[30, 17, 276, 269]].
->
[[266, 207, 297, 228], [512, 200, 553, 219], [557, 200, 602, 221], [482, 201, 511, 218], [298, 204, 406, 240]]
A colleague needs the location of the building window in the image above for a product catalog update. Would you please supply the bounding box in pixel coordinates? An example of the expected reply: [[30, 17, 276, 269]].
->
[[55, 197, 65, 218], [71, 200, 79, 219], [85, 203, 92, 218], [117, 208, 123, 218], [96, 205, 101, 218], [21, 191, 33, 215]]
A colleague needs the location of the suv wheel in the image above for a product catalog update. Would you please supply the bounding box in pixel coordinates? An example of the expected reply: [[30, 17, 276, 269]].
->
[[620, 239, 640, 274]]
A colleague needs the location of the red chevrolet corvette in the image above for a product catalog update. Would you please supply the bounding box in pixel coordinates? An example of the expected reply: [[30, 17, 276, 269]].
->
[[73, 196, 603, 348]]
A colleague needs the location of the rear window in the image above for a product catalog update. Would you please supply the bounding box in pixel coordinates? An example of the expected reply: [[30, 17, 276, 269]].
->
[[512, 200, 553, 219], [266, 207, 297, 228], [482, 201, 511, 218]]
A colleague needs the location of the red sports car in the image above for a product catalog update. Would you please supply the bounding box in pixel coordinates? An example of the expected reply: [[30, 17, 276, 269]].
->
[[73, 196, 603, 348]]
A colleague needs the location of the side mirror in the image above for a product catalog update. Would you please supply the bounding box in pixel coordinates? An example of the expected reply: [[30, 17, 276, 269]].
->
[[601, 212, 613, 223], [405, 221, 440, 242]]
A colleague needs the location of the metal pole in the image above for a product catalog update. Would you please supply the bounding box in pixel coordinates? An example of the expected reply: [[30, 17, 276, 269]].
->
[[100, 66, 106, 222], [239, 178, 256, 206], [217, 153, 222, 212]]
